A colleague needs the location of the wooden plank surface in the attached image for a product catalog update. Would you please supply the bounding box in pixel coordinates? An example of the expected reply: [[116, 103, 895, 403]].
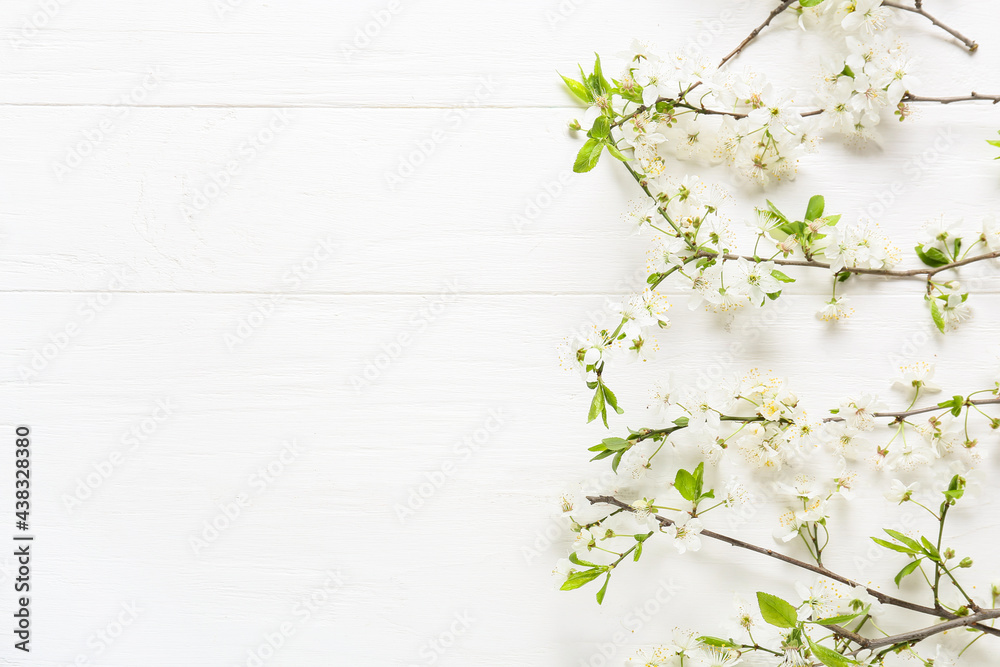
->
[[2, 0, 1000, 665]]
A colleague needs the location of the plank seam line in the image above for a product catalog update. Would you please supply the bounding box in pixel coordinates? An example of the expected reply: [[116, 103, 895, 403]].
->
[[0, 103, 578, 110], [0, 290, 960, 296]]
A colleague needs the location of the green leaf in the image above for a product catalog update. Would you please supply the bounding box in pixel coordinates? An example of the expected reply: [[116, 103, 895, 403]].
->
[[915, 244, 950, 268], [561, 568, 604, 591], [611, 449, 624, 473], [771, 269, 796, 283], [697, 636, 739, 648], [872, 537, 917, 555], [593, 53, 611, 95], [937, 395, 964, 417], [559, 73, 593, 104], [605, 142, 629, 162], [569, 552, 599, 568], [805, 194, 825, 221], [692, 462, 705, 498], [574, 138, 605, 173], [807, 636, 856, 666], [674, 468, 697, 501], [799, 0, 827, 6], [946, 474, 966, 500], [929, 298, 945, 333], [588, 115, 610, 140], [894, 559, 923, 587], [884, 529, 923, 553], [603, 384, 624, 415], [917, 537, 942, 562], [757, 592, 799, 629], [587, 384, 606, 424], [813, 612, 862, 625], [765, 200, 790, 224], [596, 572, 610, 604], [599, 437, 631, 451]]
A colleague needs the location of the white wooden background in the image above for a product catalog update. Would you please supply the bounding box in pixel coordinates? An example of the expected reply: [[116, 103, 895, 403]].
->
[[1, 1, 999, 665]]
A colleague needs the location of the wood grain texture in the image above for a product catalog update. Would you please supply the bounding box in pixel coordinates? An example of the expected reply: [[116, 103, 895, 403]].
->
[[1, 1, 1000, 665]]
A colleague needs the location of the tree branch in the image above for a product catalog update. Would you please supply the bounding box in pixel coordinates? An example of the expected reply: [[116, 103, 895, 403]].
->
[[693, 249, 1000, 279], [824, 397, 1000, 424], [586, 495, 1000, 640], [883, 1, 978, 52], [718, 0, 797, 68], [861, 610, 1000, 651], [903, 92, 1000, 105]]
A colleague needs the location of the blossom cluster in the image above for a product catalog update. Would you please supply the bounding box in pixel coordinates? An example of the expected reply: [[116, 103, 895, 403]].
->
[[555, 364, 1000, 665], [570, 0, 927, 187]]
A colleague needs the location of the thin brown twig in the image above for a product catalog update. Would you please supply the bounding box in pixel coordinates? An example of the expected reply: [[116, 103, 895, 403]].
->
[[587, 495, 1000, 642], [861, 611, 1000, 650], [883, 0, 978, 52], [824, 397, 1000, 424], [693, 249, 1000, 279], [718, 0, 797, 68], [903, 92, 1000, 105], [613, 90, 1000, 131]]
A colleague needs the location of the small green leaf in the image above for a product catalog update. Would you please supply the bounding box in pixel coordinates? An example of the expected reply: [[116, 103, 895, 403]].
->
[[929, 299, 945, 333], [574, 139, 605, 173], [587, 384, 606, 424], [606, 142, 629, 162], [697, 636, 739, 648], [919, 536, 941, 561], [915, 244, 950, 268], [603, 384, 624, 415], [807, 636, 856, 666], [765, 200, 790, 224], [596, 572, 611, 604], [771, 269, 796, 283], [569, 552, 599, 567], [559, 73, 593, 104], [872, 537, 917, 555], [593, 53, 611, 95], [600, 437, 631, 451], [805, 194, 825, 221], [756, 592, 799, 629], [588, 115, 610, 140], [947, 474, 966, 500], [674, 468, 697, 501], [692, 462, 705, 498], [561, 568, 604, 591], [813, 612, 862, 625], [884, 529, 923, 553], [894, 559, 923, 587], [799, 0, 827, 6], [611, 449, 624, 473]]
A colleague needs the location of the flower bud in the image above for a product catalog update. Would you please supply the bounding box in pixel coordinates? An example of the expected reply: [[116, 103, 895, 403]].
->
[[959, 557, 974, 568], [943, 548, 956, 560], [569, 119, 582, 131]]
